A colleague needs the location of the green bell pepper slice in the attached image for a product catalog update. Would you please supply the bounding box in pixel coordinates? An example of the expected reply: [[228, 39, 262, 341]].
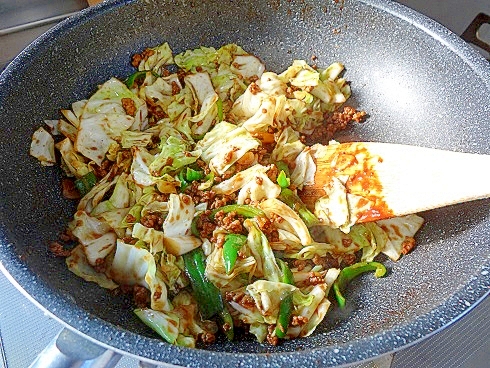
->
[[333, 261, 387, 309]]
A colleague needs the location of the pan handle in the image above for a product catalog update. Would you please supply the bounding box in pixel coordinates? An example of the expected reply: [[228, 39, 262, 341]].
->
[[461, 13, 490, 55], [28, 328, 121, 368]]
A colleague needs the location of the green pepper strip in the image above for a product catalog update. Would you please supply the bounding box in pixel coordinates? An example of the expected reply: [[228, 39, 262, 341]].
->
[[276, 170, 290, 189], [190, 211, 202, 238], [223, 234, 248, 274], [186, 167, 204, 181], [178, 170, 190, 192], [74, 171, 97, 197], [219, 306, 234, 341], [216, 98, 224, 122], [333, 261, 387, 309], [182, 247, 234, 340], [183, 248, 222, 319], [275, 259, 295, 338], [179, 168, 205, 193], [209, 204, 265, 220], [125, 70, 159, 88], [193, 204, 263, 239], [279, 188, 319, 227]]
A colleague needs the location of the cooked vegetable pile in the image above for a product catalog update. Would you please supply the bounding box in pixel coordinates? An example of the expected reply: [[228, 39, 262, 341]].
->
[[30, 43, 424, 347]]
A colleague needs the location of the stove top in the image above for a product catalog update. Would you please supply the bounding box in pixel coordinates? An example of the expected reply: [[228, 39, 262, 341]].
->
[[0, 1, 489, 367]]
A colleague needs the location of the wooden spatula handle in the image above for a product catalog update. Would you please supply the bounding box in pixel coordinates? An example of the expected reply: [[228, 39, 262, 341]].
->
[[366, 143, 490, 216], [300, 142, 490, 223]]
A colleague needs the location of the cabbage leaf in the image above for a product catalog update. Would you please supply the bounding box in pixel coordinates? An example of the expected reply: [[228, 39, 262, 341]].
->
[[195, 122, 260, 175], [30, 127, 56, 166]]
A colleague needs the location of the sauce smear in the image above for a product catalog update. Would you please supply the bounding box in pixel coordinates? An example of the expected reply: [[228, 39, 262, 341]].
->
[[299, 142, 394, 223]]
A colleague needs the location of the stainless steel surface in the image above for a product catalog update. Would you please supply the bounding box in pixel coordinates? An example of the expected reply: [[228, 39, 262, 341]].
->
[[0, 1, 489, 367], [1, 269, 488, 367], [0, 0, 87, 29], [0, 0, 87, 68], [398, 0, 490, 58], [0, 272, 137, 368], [28, 328, 122, 368], [398, 0, 490, 35]]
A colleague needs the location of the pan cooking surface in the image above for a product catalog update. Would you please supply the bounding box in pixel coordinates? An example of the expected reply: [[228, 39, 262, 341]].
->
[[0, 0, 489, 366]]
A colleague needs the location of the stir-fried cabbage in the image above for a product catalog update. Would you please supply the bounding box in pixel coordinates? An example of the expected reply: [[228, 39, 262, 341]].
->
[[75, 78, 147, 165], [30, 127, 56, 166], [31, 42, 424, 348]]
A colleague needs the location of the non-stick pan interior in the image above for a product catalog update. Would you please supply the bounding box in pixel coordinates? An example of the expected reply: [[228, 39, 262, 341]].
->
[[0, 0, 489, 366]]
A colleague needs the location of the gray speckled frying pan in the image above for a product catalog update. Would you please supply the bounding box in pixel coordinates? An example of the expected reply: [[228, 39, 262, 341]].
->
[[0, 0, 489, 367]]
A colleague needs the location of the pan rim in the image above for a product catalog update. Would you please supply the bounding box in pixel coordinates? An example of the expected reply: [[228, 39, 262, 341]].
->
[[0, 0, 489, 366]]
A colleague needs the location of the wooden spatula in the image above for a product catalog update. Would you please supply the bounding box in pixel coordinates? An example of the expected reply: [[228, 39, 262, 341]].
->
[[298, 142, 490, 223]]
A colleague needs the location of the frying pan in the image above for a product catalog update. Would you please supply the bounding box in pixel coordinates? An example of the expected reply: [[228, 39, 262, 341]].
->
[[0, 0, 489, 367]]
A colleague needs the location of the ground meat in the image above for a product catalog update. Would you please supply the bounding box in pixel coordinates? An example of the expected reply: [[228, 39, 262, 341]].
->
[[200, 332, 216, 344], [312, 253, 340, 269], [184, 182, 236, 210], [307, 272, 325, 286], [285, 85, 301, 99], [61, 178, 81, 200], [117, 284, 150, 308], [222, 322, 233, 334], [267, 325, 279, 346], [140, 212, 164, 230], [213, 233, 226, 248], [155, 192, 171, 202], [171, 81, 181, 95], [131, 48, 156, 68], [93, 159, 113, 179], [270, 213, 285, 225], [210, 194, 237, 210], [213, 169, 235, 184], [194, 211, 217, 240], [121, 97, 136, 116], [342, 238, 353, 248], [291, 315, 309, 327], [117, 284, 132, 296], [266, 164, 279, 183], [304, 106, 366, 145], [225, 290, 255, 309], [125, 214, 137, 223], [146, 98, 168, 125], [196, 159, 211, 175], [59, 231, 75, 242], [133, 285, 150, 308], [255, 216, 279, 242], [186, 183, 216, 204], [293, 259, 311, 271], [254, 147, 272, 166], [249, 82, 262, 95], [121, 236, 137, 245], [49, 241, 71, 257], [93, 258, 106, 273], [401, 237, 416, 255], [341, 253, 357, 266], [213, 210, 245, 234]]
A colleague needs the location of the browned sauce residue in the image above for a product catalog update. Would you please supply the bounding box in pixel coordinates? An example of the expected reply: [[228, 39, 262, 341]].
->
[[300, 143, 394, 222]]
